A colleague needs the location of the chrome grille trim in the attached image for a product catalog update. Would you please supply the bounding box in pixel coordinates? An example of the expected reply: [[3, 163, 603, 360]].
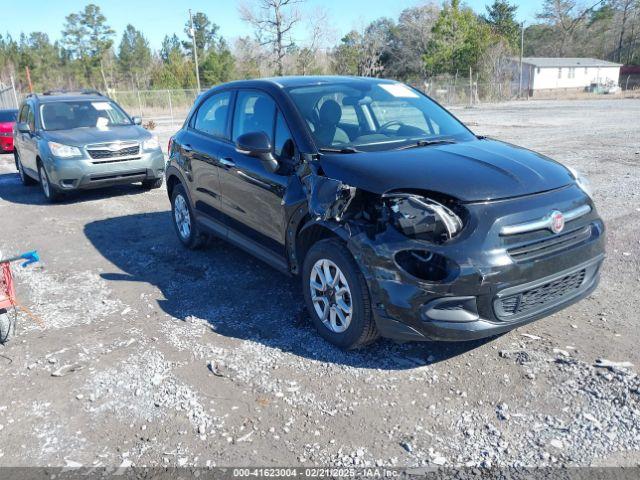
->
[[500, 204, 591, 236]]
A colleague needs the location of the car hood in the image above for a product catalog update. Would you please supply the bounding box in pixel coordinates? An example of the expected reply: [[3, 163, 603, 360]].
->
[[44, 125, 151, 147], [317, 139, 574, 202]]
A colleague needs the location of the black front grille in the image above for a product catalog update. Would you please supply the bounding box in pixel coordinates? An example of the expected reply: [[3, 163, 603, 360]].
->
[[497, 269, 586, 319], [88, 145, 139, 160], [506, 225, 593, 263]]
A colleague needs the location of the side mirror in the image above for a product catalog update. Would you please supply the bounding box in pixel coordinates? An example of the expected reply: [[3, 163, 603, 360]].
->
[[17, 122, 30, 133], [235, 131, 279, 173], [132, 116, 142, 125]]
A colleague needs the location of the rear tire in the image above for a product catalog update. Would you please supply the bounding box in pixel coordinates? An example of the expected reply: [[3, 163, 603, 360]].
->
[[302, 238, 379, 349], [16, 151, 37, 186], [0, 309, 15, 344], [38, 163, 62, 203], [171, 183, 207, 249], [142, 177, 164, 190]]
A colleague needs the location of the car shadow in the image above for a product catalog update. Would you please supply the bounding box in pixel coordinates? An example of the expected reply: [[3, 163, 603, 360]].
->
[[0, 172, 151, 206], [84, 211, 493, 370]]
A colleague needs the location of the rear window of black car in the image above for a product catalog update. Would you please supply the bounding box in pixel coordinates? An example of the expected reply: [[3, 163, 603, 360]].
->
[[0, 110, 17, 122]]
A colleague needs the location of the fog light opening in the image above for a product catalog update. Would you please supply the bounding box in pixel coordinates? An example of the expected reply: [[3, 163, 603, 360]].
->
[[394, 250, 456, 282]]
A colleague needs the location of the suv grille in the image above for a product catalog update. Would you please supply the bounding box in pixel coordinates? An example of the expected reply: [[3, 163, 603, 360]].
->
[[88, 143, 140, 160], [496, 269, 586, 319], [506, 225, 593, 263]]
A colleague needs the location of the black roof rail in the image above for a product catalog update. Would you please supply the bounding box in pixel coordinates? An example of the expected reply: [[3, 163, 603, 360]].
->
[[40, 89, 104, 97]]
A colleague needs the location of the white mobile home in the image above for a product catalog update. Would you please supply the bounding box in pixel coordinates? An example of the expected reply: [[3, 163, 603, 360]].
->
[[516, 58, 622, 95]]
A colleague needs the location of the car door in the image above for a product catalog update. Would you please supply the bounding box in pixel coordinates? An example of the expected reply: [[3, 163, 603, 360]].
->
[[218, 89, 294, 257], [16, 103, 38, 175], [181, 90, 232, 224]]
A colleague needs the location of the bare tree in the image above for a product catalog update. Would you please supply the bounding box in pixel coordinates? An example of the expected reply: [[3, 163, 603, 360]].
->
[[240, 0, 302, 76], [296, 8, 331, 75], [537, 0, 607, 56]]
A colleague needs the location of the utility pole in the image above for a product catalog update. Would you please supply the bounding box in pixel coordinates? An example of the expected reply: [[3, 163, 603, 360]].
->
[[189, 9, 201, 92], [518, 21, 525, 98]]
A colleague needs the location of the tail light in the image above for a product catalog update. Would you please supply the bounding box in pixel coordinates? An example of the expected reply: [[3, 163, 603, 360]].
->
[[168, 136, 174, 155]]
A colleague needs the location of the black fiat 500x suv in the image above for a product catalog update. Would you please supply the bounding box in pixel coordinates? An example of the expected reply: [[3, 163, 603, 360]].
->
[[166, 76, 605, 349]]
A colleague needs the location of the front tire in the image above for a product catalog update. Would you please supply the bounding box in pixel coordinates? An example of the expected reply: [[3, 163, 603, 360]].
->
[[142, 177, 164, 190], [38, 163, 62, 203], [171, 183, 207, 249], [302, 239, 379, 349], [16, 151, 37, 186], [0, 309, 15, 344]]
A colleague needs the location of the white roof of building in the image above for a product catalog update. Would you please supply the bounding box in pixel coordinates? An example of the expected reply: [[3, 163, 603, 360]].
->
[[521, 57, 622, 68]]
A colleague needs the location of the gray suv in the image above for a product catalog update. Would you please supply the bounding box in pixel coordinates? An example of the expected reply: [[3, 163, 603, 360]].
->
[[13, 90, 165, 202]]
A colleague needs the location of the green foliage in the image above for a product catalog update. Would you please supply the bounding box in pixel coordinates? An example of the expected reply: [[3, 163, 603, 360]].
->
[[424, 0, 494, 76], [482, 0, 520, 49], [60, 3, 114, 87], [118, 25, 152, 88]]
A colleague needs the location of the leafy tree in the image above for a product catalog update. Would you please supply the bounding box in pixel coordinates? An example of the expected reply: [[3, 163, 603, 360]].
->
[[200, 43, 235, 85], [482, 0, 520, 49], [160, 34, 183, 62], [424, 0, 493, 76], [61, 3, 114, 87], [183, 12, 219, 62], [118, 25, 152, 88]]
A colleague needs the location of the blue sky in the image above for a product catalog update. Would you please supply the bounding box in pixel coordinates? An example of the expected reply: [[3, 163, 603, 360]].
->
[[4, 0, 540, 50]]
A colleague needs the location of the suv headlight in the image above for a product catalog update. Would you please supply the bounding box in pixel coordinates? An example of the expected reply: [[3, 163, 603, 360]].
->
[[48, 141, 82, 158], [567, 166, 592, 198], [384, 193, 464, 243], [142, 136, 160, 150]]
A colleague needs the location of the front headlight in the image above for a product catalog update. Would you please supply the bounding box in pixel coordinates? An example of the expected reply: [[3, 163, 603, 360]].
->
[[48, 141, 82, 158], [142, 136, 160, 150], [567, 166, 593, 198], [384, 193, 464, 243]]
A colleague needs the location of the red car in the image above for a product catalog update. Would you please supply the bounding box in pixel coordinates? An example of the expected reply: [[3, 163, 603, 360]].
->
[[0, 109, 18, 153]]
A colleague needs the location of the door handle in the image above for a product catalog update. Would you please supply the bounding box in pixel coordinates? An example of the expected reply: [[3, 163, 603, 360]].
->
[[182, 144, 193, 152], [220, 157, 235, 167], [236, 170, 272, 189]]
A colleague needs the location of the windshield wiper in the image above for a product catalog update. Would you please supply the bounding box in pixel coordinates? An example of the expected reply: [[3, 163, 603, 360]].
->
[[318, 146, 360, 154], [394, 138, 456, 151]]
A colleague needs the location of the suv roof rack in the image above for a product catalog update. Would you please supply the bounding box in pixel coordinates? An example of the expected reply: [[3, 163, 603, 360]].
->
[[41, 89, 104, 97]]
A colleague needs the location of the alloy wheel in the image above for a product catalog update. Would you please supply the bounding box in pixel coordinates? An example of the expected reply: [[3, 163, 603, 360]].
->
[[39, 165, 50, 198], [309, 258, 353, 333], [174, 194, 191, 240]]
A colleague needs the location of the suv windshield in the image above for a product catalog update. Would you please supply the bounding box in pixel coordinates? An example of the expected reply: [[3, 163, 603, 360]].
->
[[287, 82, 475, 152], [39, 100, 132, 131]]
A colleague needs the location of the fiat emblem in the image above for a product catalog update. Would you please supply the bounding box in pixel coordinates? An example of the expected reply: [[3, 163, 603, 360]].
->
[[549, 210, 565, 234]]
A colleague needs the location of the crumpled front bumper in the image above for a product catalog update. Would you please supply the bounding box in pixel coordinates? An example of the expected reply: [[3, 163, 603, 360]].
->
[[346, 185, 606, 342], [46, 150, 166, 190]]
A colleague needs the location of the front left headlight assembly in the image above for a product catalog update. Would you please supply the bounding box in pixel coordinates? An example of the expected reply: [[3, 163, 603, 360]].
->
[[142, 136, 160, 150], [567, 166, 593, 198], [384, 193, 464, 243], [48, 141, 82, 158]]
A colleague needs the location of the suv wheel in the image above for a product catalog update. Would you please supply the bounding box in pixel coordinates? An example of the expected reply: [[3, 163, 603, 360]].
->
[[171, 184, 207, 249], [0, 309, 15, 344], [15, 151, 36, 186], [302, 239, 379, 349], [142, 177, 164, 190], [38, 163, 62, 203]]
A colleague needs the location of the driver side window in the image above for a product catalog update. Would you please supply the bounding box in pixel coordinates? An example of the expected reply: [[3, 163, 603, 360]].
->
[[232, 91, 276, 144]]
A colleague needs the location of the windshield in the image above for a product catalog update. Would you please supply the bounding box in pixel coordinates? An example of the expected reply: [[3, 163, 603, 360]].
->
[[0, 110, 17, 122], [287, 82, 475, 152], [39, 100, 132, 131]]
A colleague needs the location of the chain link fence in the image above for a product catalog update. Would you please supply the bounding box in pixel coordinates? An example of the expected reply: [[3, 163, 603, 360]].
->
[[0, 79, 21, 110]]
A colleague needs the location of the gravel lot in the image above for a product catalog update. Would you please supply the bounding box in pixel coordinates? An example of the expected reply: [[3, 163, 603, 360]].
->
[[0, 98, 638, 469]]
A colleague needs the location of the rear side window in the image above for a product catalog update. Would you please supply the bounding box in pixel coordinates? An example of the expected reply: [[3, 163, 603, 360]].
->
[[232, 91, 276, 143], [18, 105, 29, 123], [193, 92, 231, 138]]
